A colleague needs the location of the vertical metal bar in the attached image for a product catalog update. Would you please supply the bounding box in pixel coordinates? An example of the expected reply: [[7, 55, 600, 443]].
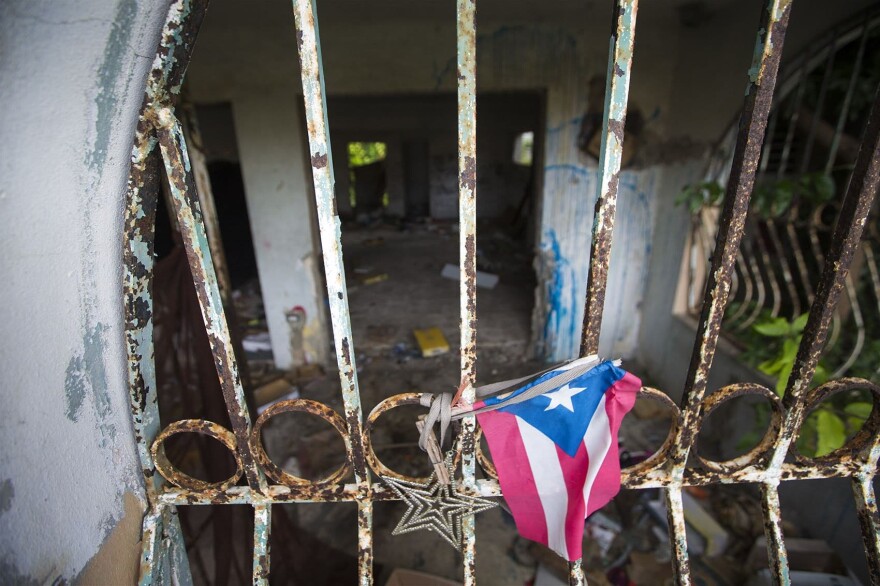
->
[[674, 0, 791, 467], [798, 36, 837, 175], [155, 107, 267, 492], [253, 504, 271, 585], [777, 60, 810, 178], [826, 18, 870, 175], [456, 0, 478, 582], [760, 484, 790, 585], [138, 509, 163, 586], [124, 0, 211, 506], [163, 506, 194, 586], [852, 474, 880, 584], [181, 105, 234, 310], [664, 487, 691, 585], [760, 110, 779, 174], [771, 85, 880, 465], [291, 0, 368, 484], [181, 104, 254, 396], [567, 560, 586, 586], [571, 3, 639, 576], [291, 1, 372, 582], [124, 125, 162, 500], [580, 0, 639, 357], [358, 501, 374, 585]]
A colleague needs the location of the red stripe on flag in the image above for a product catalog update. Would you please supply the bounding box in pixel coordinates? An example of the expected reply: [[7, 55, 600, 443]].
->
[[555, 442, 590, 560], [586, 372, 640, 514], [476, 409, 548, 546]]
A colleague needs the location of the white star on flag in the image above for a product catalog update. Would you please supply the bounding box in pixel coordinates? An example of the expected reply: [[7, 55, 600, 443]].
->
[[543, 383, 587, 412]]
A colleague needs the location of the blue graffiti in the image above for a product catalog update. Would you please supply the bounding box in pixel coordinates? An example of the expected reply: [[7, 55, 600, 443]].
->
[[544, 164, 591, 180], [541, 229, 579, 360]]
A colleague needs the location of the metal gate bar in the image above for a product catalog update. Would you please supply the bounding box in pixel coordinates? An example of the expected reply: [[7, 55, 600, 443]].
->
[[290, 0, 374, 581], [455, 0, 480, 581], [122, 0, 880, 584]]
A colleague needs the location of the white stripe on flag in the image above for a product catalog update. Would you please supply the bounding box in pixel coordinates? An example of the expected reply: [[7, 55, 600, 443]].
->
[[582, 394, 612, 512], [515, 416, 569, 557]]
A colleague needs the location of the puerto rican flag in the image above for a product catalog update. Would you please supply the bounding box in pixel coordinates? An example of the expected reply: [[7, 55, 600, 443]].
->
[[474, 359, 639, 561]]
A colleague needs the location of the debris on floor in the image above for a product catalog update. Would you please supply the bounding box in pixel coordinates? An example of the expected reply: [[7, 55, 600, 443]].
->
[[362, 272, 389, 285], [385, 568, 462, 586], [440, 262, 499, 289], [413, 327, 450, 357], [254, 377, 300, 412]]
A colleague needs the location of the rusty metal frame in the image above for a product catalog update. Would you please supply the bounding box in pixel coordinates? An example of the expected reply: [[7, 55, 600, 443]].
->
[[123, 0, 880, 584]]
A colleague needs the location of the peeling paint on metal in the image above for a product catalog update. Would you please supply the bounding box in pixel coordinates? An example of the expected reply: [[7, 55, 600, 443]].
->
[[580, 0, 639, 358], [252, 504, 271, 585]]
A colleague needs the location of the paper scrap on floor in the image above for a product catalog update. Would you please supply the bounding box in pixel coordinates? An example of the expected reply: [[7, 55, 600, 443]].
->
[[440, 263, 499, 289]]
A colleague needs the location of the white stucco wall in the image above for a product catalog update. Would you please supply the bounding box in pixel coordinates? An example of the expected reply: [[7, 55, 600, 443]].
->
[[0, 0, 168, 582]]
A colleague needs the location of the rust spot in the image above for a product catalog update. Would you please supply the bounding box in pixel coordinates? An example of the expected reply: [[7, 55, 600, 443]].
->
[[341, 337, 352, 366], [130, 296, 151, 329], [460, 156, 476, 192], [311, 152, 328, 169], [608, 118, 625, 144], [614, 63, 624, 77]]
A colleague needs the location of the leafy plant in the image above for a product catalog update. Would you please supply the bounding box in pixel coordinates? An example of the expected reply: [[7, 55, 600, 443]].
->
[[742, 313, 870, 457], [751, 173, 835, 219], [675, 181, 724, 214], [752, 313, 826, 396]]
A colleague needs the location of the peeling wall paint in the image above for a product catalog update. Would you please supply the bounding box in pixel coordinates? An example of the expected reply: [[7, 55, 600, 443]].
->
[[0, 0, 168, 582], [64, 324, 116, 448], [535, 165, 660, 361], [0, 481, 13, 517]]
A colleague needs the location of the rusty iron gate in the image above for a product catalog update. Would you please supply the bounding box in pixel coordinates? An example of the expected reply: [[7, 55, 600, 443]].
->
[[123, 0, 880, 584]]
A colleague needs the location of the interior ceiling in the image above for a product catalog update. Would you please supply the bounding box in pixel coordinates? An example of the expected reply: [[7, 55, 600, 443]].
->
[[210, 0, 740, 27]]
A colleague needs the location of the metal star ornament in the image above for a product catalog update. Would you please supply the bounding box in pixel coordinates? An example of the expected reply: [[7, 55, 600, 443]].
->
[[382, 455, 497, 550]]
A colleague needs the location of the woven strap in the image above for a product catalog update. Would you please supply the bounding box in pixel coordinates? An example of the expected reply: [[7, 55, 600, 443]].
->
[[418, 355, 606, 452]]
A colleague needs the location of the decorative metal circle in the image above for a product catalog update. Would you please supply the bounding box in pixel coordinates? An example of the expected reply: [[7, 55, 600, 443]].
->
[[151, 419, 244, 491], [694, 383, 784, 473], [364, 393, 461, 483], [812, 203, 837, 230], [621, 387, 681, 483], [791, 377, 880, 465], [250, 399, 351, 487]]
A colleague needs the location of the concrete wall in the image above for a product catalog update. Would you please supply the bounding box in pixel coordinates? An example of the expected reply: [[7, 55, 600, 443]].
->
[[186, 0, 685, 362], [0, 0, 169, 582]]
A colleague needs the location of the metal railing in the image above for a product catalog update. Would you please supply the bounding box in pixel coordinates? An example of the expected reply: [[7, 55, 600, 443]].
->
[[123, 0, 880, 584], [684, 12, 880, 384]]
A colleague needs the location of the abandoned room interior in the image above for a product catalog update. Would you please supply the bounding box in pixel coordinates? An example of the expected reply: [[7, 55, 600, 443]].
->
[[3, 0, 880, 584]]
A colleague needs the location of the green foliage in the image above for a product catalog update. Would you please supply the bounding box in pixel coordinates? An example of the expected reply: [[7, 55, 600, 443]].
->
[[740, 313, 869, 458], [753, 313, 825, 397], [676, 174, 835, 218], [348, 142, 386, 168], [675, 181, 724, 214], [814, 410, 846, 457], [347, 142, 387, 207], [751, 173, 835, 218]]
